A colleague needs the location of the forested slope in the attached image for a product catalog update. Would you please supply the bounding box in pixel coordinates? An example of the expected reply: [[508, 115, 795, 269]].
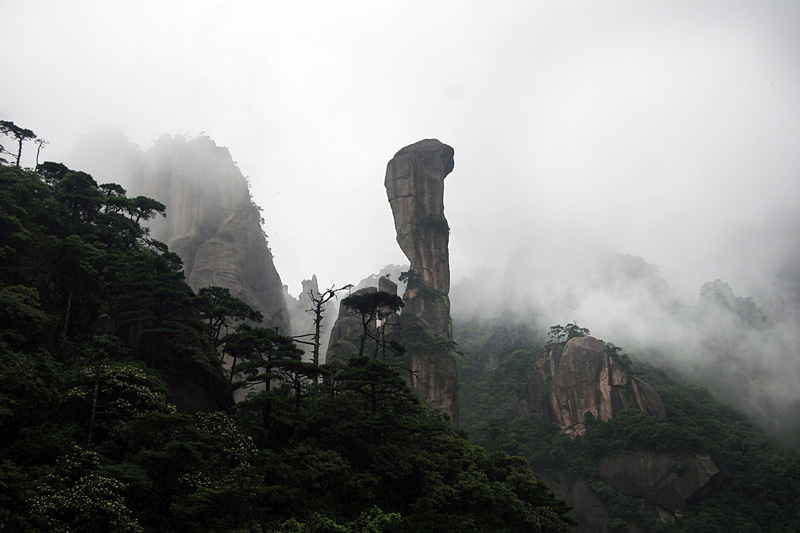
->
[[0, 154, 573, 532], [456, 318, 800, 532]]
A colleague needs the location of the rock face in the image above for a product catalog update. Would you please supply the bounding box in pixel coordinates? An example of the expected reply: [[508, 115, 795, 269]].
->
[[511, 336, 724, 528], [547, 451, 724, 532], [385, 139, 458, 424], [326, 287, 377, 361], [140, 135, 290, 333], [68, 131, 291, 411], [511, 336, 665, 435], [285, 275, 337, 362], [543, 475, 609, 533], [599, 452, 723, 513]]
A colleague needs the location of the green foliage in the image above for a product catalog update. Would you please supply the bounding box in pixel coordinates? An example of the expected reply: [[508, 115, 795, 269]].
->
[[455, 319, 544, 434], [547, 321, 590, 344], [457, 319, 800, 531], [65, 359, 175, 447], [28, 447, 143, 532], [342, 291, 404, 359], [197, 285, 263, 354], [418, 213, 450, 234], [342, 291, 404, 320], [633, 362, 800, 532], [399, 269, 443, 299], [0, 120, 39, 166], [0, 132, 574, 532], [604, 342, 633, 371], [278, 506, 400, 532]]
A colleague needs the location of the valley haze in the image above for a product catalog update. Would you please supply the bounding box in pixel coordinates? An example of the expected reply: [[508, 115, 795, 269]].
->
[[3, 1, 800, 443]]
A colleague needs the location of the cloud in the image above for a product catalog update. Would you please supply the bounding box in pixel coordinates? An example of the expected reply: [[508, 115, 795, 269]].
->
[[4, 0, 800, 441]]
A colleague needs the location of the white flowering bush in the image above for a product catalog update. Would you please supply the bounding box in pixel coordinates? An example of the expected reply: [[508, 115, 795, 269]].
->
[[27, 447, 142, 532], [195, 411, 257, 466], [66, 361, 176, 444]]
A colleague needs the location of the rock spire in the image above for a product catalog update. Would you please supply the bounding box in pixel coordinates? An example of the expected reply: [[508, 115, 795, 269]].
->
[[385, 139, 458, 424]]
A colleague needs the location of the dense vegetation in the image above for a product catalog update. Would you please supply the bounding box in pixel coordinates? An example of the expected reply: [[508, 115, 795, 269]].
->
[[0, 148, 574, 532], [455, 319, 800, 532]]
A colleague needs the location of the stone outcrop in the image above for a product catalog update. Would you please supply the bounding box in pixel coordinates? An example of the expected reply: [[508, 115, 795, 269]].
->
[[546, 452, 725, 532], [511, 336, 665, 436], [385, 139, 454, 336], [598, 452, 724, 514], [68, 131, 290, 410], [543, 475, 609, 533], [284, 275, 338, 362], [353, 264, 408, 293], [326, 287, 376, 361], [140, 135, 290, 333], [511, 336, 725, 529], [385, 139, 458, 424]]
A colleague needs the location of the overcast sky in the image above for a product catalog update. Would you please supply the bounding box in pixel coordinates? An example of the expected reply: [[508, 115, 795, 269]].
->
[[3, 0, 800, 299]]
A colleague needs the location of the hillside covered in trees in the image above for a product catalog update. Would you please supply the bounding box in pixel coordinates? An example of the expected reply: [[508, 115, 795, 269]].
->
[[5, 124, 800, 532], [455, 318, 800, 531], [0, 133, 574, 531]]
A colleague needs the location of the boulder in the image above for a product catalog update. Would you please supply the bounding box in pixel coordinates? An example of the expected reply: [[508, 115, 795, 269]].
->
[[543, 475, 609, 533], [512, 336, 665, 435], [599, 451, 725, 512]]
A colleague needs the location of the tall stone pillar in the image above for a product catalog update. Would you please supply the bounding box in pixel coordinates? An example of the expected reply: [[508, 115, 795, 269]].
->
[[385, 139, 458, 425]]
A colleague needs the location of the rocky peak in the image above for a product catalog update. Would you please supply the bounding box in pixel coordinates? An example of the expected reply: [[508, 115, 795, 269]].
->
[[378, 275, 398, 295], [139, 135, 291, 333], [385, 139, 458, 424], [385, 138, 454, 304], [514, 336, 665, 436], [517, 337, 724, 528], [283, 275, 338, 362], [699, 279, 768, 329]]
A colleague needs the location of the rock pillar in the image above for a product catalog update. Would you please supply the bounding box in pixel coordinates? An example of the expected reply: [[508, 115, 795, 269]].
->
[[385, 139, 458, 425]]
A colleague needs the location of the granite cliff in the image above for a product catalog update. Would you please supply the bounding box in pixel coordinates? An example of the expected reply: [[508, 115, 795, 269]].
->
[[511, 336, 665, 436], [71, 132, 290, 333], [511, 336, 724, 529], [385, 139, 458, 424], [136, 135, 290, 333], [68, 132, 291, 410]]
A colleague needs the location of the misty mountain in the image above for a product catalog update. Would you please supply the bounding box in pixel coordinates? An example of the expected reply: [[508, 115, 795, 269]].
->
[[451, 237, 800, 447], [68, 130, 290, 333]]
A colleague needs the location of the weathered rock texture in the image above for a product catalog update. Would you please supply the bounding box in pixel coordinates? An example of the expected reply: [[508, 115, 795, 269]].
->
[[546, 454, 723, 533], [385, 139, 458, 424], [511, 336, 665, 436], [512, 336, 724, 529], [326, 287, 376, 361], [598, 452, 724, 513], [139, 135, 290, 333], [69, 131, 291, 410], [542, 475, 610, 533]]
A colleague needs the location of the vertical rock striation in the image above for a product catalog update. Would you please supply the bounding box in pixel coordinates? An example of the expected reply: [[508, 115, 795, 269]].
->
[[385, 139, 458, 424], [140, 135, 291, 333], [510, 336, 665, 436], [68, 131, 290, 410], [508, 336, 725, 527]]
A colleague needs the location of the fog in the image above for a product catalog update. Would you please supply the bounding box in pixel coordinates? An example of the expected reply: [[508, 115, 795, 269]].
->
[[4, 2, 800, 441]]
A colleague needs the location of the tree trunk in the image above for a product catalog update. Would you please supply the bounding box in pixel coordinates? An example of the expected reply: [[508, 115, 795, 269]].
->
[[63, 285, 73, 339], [87, 378, 99, 447]]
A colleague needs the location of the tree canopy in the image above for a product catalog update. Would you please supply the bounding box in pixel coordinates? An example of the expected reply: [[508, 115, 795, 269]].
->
[[0, 128, 574, 532]]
